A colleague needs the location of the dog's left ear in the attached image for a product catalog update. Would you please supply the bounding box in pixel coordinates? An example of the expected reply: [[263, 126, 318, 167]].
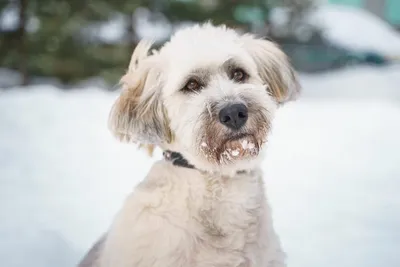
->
[[242, 35, 301, 104]]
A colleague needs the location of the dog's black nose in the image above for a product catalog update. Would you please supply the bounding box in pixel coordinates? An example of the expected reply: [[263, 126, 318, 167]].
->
[[219, 103, 248, 130]]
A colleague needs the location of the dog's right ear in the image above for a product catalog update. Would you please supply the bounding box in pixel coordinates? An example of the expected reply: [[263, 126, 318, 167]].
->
[[108, 41, 172, 145]]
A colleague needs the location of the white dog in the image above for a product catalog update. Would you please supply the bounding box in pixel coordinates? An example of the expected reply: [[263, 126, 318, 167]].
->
[[78, 22, 300, 267]]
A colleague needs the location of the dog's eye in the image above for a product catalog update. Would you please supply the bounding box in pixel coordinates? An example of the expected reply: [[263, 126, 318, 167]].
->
[[183, 79, 202, 93], [231, 68, 248, 83]]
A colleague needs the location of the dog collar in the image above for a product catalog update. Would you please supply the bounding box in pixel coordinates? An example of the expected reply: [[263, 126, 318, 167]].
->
[[163, 150, 195, 169], [163, 150, 248, 175]]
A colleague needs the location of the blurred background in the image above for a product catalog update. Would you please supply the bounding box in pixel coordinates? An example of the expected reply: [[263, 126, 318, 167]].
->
[[0, 1, 400, 267], [1, 0, 400, 87]]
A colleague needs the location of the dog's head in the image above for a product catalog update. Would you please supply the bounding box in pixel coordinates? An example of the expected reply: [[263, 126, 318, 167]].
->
[[109, 23, 300, 172]]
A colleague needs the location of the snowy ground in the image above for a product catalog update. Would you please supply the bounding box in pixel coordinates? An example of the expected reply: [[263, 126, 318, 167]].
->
[[0, 65, 400, 267], [270, 4, 400, 58]]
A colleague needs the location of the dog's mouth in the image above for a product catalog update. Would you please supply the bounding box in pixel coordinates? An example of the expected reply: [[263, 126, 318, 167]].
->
[[217, 133, 260, 163], [199, 132, 263, 164]]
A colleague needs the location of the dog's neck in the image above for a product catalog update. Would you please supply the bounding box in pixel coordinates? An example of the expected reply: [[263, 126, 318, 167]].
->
[[163, 150, 249, 175], [163, 150, 195, 169]]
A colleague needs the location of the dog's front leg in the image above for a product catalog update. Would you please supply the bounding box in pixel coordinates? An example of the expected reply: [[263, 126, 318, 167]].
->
[[98, 192, 192, 267]]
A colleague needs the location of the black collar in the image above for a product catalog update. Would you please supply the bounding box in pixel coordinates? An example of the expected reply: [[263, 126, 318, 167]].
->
[[163, 150, 195, 169], [163, 150, 249, 175]]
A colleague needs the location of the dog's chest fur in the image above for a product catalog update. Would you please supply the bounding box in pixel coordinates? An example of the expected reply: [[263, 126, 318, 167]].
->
[[197, 172, 263, 243], [191, 171, 266, 266], [99, 161, 283, 267]]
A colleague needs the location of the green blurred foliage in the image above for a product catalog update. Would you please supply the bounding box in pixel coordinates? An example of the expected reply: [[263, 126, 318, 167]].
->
[[0, 0, 272, 87]]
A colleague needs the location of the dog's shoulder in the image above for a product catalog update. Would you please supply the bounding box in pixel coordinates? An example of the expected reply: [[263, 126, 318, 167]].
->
[[136, 160, 186, 191], [136, 160, 203, 198], [99, 161, 199, 266], [113, 160, 204, 225]]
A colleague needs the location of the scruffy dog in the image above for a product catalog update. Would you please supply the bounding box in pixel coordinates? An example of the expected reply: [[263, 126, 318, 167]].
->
[[79, 22, 300, 267]]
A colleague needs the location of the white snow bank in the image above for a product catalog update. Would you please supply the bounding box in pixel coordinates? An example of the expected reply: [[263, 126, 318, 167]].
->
[[0, 68, 21, 88], [0, 87, 158, 266], [266, 97, 400, 267], [269, 4, 400, 57], [300, 65, 400, 101], [82, 8, 172, 44], [1, 67, 400, 267], [82, 14, 127, 44], [309, 4, 400, 56], [0, 2, 39, 33], [0, 3, 18, 31]]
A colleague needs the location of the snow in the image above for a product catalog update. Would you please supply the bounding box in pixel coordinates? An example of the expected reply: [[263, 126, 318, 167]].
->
[[134, 7, 172, 42], [0, 68, 66, 89], [231, 149, 240, 157], [0, 3, 18, 31], [1, 66, 400, 267], [0, 2, 39, 33], [300, 65, 400, 101], [82, 14, 127, 44], [0, 68, 22, 88], [269, 4, 400, 57], [82, 8, 173, 45], [308, 4, 400, 57]]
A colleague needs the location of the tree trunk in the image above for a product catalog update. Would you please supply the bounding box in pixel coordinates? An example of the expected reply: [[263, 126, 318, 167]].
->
[[17, 0, 28, 85], [126, 13, 137, 52]]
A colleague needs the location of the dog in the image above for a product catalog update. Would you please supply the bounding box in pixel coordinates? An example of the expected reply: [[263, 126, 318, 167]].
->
[[78, 22, 300, 267]]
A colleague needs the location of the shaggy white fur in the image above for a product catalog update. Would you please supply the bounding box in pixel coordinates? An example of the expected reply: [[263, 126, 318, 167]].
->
[[78, 22, 300, 267]]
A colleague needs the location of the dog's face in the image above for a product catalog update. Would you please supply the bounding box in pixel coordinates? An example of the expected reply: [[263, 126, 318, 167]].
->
[[109, 23, 300, 172]]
